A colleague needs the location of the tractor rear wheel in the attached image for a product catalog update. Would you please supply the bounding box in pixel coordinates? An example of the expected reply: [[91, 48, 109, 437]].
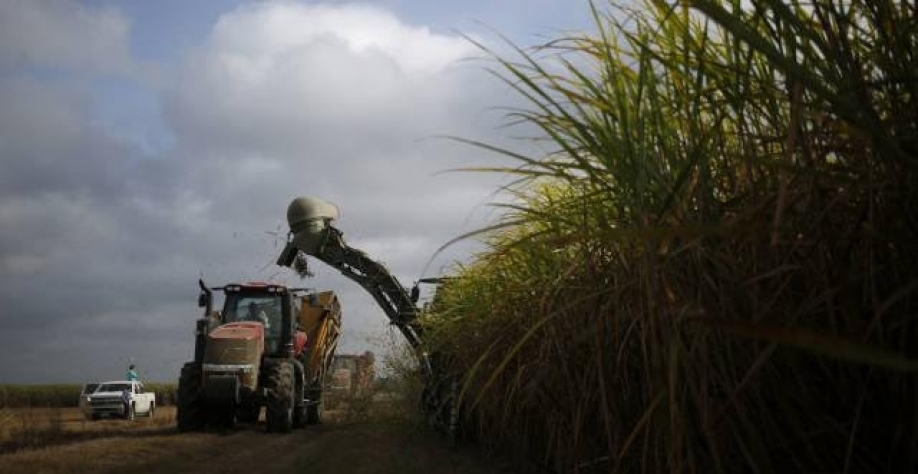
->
[[177, 362, 205, 432], [264, 362, 294, 433]]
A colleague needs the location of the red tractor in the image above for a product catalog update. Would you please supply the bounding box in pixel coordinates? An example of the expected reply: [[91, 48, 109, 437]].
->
[[177, 281, 340, 432]]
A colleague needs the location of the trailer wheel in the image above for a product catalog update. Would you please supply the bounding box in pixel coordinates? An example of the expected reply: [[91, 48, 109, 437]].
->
[[305, 399, 322, 425], [177, 362, 206, 432], [292, 403, 306, 428], [265, 362, 294, 433]]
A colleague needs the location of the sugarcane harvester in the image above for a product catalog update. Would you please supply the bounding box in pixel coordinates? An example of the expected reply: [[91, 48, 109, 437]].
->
[[276, 197, 457, 433]]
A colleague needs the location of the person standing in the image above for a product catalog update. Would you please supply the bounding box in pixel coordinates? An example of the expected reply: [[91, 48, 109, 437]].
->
[[121, 387, 133, 420], [126, 364, 139, 381]]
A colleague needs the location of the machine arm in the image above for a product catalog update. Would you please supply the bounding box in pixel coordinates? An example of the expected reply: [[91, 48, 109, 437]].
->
[[276, 197, 455, 435], [276, 197, 425, 355], [308, 225, 423, 350]]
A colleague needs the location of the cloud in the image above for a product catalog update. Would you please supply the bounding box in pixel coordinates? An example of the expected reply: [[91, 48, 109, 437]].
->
[[158, 0, 513, 279], [211, 3, 473, 75], [166, 2, 486, 156], [0, 0, 134, 74], [0, 77, 132, 199], [0, 1, 517, 383]]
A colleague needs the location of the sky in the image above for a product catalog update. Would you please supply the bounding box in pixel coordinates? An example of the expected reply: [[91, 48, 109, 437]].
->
[[0, 0, 594, 384]]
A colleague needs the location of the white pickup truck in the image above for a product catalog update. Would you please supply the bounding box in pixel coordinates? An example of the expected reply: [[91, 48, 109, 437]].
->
[[85, 380, 155, 420]]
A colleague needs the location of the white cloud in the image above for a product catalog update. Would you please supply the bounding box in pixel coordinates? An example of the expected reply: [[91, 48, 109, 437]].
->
[[166, 1, 492, 155], [210, 3, 474, 76]]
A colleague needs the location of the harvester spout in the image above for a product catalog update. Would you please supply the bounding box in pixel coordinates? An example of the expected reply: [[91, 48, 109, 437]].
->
[[287, 196, 340, 255], [276, 196, 339, 266]]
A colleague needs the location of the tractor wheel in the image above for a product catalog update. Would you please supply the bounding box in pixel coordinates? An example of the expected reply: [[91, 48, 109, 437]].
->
[[292, 403, 306, 428], [177, 362, 206, 432], [264, 362, 294, 433]]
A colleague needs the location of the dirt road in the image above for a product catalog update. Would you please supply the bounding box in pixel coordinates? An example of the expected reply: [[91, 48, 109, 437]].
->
[[0, 407, 510, 474]]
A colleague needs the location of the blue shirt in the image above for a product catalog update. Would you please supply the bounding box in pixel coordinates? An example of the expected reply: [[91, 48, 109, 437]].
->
[[127, 369, 138, 381]]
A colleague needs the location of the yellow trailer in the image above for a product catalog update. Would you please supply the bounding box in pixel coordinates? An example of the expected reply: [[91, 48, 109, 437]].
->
[[296, 290, 342, 423]]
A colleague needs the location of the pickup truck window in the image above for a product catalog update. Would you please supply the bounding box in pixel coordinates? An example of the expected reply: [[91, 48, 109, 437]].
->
[[97, 383, 133, 392]]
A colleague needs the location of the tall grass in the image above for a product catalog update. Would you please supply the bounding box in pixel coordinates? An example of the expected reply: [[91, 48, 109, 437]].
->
[[0, 384, 178, 408], [0, 385, 85, 409], [423, 1, 918, 472]]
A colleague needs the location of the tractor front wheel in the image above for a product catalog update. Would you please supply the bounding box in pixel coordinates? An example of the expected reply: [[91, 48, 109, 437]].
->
[[177, 362, 205, 432]]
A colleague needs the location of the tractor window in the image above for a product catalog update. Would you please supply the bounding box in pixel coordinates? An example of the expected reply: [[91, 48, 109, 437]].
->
[[224, 294, 283, 330], [223, 291, 290, 354]]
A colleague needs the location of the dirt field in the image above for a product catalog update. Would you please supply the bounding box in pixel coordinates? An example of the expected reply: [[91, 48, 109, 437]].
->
[[0, 407, 511, 474]]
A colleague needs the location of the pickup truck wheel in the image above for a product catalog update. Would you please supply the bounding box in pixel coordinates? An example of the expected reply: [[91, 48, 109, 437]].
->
[[177, 362, 206, 432], [265, 362, 294, 433]]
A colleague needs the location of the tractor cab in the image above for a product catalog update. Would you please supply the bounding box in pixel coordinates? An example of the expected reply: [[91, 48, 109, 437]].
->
[[221, 283, 292, 355], [197, 281, 306, 358]]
